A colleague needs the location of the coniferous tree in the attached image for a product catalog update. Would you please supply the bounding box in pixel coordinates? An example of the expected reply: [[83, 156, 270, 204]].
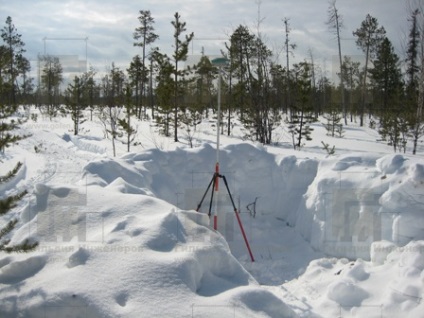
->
[[327, 0, 347, 124], [226, 25, 255, 121], [0, 67, 37, 252], [341, 56, 361, 122], [127, 55, 144, 119], [192, 54, 216, 116], [0, 102, 26, 153], [40, 55, 63, 120], [65, 75, 86, 135], [171, 12, 194, 142], [353, 14, 386, 126], [153, 51, 174, 137], [406, 9, 420, 102], [118, 84, 137, 152], [323, 105, 343, 137], [287, 62, 315, 149], [0, 162, 38, 253], [16, 54, 33, 107], [370, 37, 405, 152], [283, 18, 296, 113], [133, 10, 159, 119], [181, 54, 215, 146], [83, 67, 98, 121], [0, 16, 25, 106], [406, 8, 424, 155], [100, 63, 125, 157]]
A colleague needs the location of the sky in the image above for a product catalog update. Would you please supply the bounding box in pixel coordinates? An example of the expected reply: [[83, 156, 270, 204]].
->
[[0, 0, 418, 83]]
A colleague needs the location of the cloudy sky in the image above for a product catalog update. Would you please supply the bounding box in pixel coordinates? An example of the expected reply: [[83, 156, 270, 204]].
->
[[0, 0, 417, 81]]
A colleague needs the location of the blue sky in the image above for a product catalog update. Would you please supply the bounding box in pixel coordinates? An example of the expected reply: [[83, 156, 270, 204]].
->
[[0, 0, 415, 81]]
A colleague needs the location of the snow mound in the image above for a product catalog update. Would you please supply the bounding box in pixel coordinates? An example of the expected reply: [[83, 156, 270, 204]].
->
[[67, 134, 107, 155], [327, 279, 369, 306], [0, 182, 296, 317], [283, 240, 424, 317]]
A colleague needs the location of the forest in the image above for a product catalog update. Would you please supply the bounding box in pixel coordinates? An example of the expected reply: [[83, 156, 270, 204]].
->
[[1, 1, 424, 156]]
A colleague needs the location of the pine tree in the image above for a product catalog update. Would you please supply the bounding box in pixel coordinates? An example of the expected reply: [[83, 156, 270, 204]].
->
[[322, 105, 343, 137], [65, 75, 86, 135], [40, 55, 63, 120], [340, 56, 361, 122], [171, 12, 193, 142], [327, 0, 346, 124], [406, 9, 420, 99], [1, 16, 25, 106], [353, 14, 386, 126], [82, 67, 98, 121], [153, 51, 174, 137], [100, 63, 125, 157], [226, 25, 255, 122], [118, 85, 137, 152], [0, 103, 25, 153], [406, 8, 423, 155], [127, 55, 144, 119], [287, 62, 315, 149], [370, 37, 405, 152], [133, 10, 159, 119]]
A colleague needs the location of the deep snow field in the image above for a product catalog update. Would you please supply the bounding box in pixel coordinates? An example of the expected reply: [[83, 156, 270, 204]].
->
[[1, 107, 424, 317]]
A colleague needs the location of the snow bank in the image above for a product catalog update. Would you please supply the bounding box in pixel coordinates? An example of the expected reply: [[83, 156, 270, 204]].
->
[[1, 181, 296, 317], [80, 144, 424, 265], [83, 146, 424, 261], [67, 134, 107, 155], [83, 143, 317, 228], [295, 153, 424, 260], [282, 241, 424, 317]]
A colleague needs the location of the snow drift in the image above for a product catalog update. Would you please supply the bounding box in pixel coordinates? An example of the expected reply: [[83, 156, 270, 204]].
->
[[83, 144, 424, 261], [1, 181, 296, 317]]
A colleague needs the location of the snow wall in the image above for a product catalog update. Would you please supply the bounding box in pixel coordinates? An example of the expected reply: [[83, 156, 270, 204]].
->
[[83, 143, 424, 261]]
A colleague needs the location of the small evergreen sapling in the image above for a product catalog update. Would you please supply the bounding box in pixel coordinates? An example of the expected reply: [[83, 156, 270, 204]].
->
[[322, 108, 344, 137], [0, 162, 38, 252], [321, 141, 336, 156]]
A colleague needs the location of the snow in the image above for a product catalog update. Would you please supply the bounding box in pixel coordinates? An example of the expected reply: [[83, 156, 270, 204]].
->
[[1, 109, 423, 317]]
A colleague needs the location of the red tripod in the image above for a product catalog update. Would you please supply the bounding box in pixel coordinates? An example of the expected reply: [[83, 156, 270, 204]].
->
[[196, 171, 255, 262]]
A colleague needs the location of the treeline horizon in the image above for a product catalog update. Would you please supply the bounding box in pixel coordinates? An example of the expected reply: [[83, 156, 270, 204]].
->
[[1, 1, 423, 155]]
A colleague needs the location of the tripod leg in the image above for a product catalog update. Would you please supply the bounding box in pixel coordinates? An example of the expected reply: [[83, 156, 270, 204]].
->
[[196, 174, 216, 212], [222, 175, 255, 262], [208, 173, 217, 217]]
